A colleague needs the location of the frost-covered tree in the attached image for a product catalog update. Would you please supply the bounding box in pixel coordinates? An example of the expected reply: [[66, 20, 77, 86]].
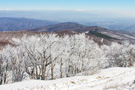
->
[[0, 33, 108, 84], [102, 41, 135, 67]]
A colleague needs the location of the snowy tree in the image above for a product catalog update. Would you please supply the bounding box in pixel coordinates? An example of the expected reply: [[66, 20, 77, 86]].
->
[[0, 33, 108, 84], [102, 41, 135, 67]]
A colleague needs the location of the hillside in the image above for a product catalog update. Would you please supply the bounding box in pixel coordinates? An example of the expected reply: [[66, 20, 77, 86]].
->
[[0, 18, 134, 43], [0, 31, 112, 49], [1, 67, 135, 90], [29, 22, 135, 43], [29, 22, 110, 32], [88, 31, 117, 40], [0, 17, 57, 31], [0, 22, 135, 49], [1, 22, 135, 49], [30, 22, 90, 32]]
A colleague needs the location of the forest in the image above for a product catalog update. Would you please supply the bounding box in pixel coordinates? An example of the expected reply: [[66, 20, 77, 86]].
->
[[0, 33, 135, 85]]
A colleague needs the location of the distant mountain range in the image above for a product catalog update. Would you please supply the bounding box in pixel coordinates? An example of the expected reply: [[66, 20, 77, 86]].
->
[[1, 17, 135, 33], [29, 22, 113, 32], [0, 17, 135, 44], [85, 22, 135, 33], [28, 22, 135, 43], [30, 22, 90, 32], [0, 17, 57, 31]]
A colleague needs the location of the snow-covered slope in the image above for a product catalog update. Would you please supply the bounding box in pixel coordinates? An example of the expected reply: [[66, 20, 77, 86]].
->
[[1, 67, 135, 90]]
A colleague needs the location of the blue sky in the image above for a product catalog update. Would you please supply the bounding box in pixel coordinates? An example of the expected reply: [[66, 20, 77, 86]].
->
[[0, 0, 134, 11], [0, 0, 135, 18]]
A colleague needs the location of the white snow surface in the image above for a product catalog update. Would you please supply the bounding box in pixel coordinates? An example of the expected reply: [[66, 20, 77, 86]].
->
[[1, 67, 135, 90]]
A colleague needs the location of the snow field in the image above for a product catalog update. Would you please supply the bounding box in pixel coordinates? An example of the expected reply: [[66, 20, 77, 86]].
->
[[1, 67, 135, 90]]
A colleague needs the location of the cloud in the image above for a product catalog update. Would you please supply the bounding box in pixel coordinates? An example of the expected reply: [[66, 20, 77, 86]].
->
[[74, 9, 85, 12], [0, 9, 12, 11]]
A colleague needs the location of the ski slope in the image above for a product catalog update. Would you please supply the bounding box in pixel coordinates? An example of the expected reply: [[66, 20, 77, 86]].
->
[[1, 67, 135, 90]]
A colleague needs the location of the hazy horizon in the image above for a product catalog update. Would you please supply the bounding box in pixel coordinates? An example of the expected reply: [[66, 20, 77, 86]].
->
[[0, 10, 135, 21], [0, 0, 135, 18]]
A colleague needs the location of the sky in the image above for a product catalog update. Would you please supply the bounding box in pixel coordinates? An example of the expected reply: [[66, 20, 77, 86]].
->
[[0, 0, 134, 11], [0, 0, 135, 18]]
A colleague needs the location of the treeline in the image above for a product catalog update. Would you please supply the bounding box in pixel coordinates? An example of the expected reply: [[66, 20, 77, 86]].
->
[[0, 34, 135, 85]]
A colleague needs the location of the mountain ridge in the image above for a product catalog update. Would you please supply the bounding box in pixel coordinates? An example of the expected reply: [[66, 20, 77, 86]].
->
[[29, 22, 135, 44], [0, 17, 57, 31]]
